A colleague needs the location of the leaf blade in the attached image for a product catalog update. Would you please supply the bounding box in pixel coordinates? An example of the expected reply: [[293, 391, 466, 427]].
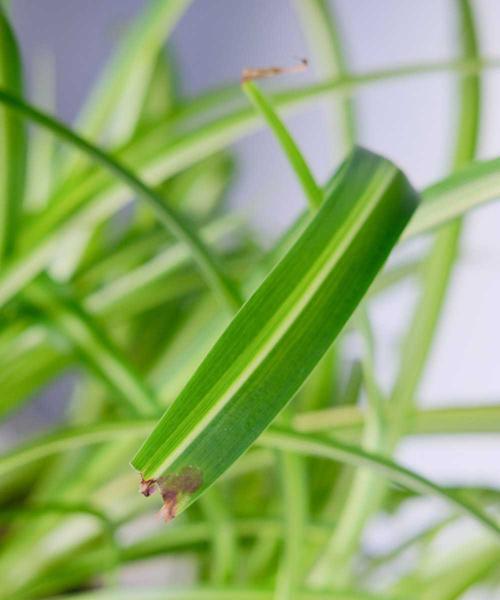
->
[[0, 89, 242, 311], [242, 81, 322, 210], [131, 147, 418, 514], [260, 428, 500, 540], [26, 275, 160, 416], [0, 7, 26, 263]]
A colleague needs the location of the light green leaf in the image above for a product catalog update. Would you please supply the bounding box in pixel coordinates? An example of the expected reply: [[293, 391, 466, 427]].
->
[[25, 275, 160, 416], [131, 147, 418, 517], [24, 51, 56, 211], [403, 156, 500, 239], [0, 89, 242, 311], [0, 7, 25, 264], [260, 428, 500, 540], [2, 412, 500, 535], [242, 81, 322, 211], [74, 0, 191, 146], [293, 0, 357, 151], [391, 0, 482, 437], [0, 60, 497, 313], [46, 588, 401, 600], [294, 403, 500, 436]]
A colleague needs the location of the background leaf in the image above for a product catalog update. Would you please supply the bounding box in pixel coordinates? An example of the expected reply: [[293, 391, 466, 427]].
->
[[0, 6, 26, 263]]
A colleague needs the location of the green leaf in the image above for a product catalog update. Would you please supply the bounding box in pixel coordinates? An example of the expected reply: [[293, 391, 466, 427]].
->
[[0, 89, 242, 312], [0, 60, 496, 314], [2, 412, 499, 538], [294, 403, 500, 436], [402, 155, 500, 239], [390, 0, 482, 438], [25, 275, 160, 416], [260, 428, 500, 540], [275, 452, 308, 600], [0, 7, 26, 263], [131, 147, 418, 517], [74, 0, 191, 146], [45, 588, 403, 600], [24, 51, 56, 211], [453, 0, 481, 170], [242, 81, 322, 210]]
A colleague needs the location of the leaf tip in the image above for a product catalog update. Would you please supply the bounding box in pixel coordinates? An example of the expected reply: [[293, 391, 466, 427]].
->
[[138, 466, 204, 523]]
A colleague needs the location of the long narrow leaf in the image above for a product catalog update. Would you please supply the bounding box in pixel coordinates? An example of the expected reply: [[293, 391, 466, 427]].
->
[[26, 275, 160, 416], [294, 404, 500, 436], [260, 428, 500, 540], [0, 409, 500, 535], [131, 147, 418, 518], [46, 588, 400, 600], [75, 0, 191, 145], [0, 89, 242, 311], [390, 0, 481, 436], [24, 51, 56, 211], [0, 8, 25, 263], [242, 81, 322, 210], [293, 0, 357, 150], [0, 60, 498, 311]]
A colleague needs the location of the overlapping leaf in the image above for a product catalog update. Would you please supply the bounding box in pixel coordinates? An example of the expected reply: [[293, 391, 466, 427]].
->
[[131, 147, 419, 516]]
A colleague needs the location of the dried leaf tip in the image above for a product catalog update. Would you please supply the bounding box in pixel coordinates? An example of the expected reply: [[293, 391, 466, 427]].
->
[[241, 58, 308, 83], [139, 467, 203, 523], [139, 475, 158, 497]]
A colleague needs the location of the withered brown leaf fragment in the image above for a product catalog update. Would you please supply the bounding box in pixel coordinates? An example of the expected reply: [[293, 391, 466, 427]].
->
[[140, 466, 203, 523], [241, 58, 308, 83], [139, 475, 158, 497], [160, 490, 178, 522]]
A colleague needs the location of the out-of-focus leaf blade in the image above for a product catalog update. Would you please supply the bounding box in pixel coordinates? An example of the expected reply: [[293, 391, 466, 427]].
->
[[44, 588, 403, 600], [74, 0, 191, 146], [242, 81, 322, 210], [0, 61, 497, 310], [0, 89, 242, 311], [25, 51, 56, 211], [403, 156, 500, 239], [131, 147, 418, 516], [260, 428, 500, 540], [294, 403, 500, 436], [0, 7, 25, 263], [26, 275, 160, 416], [293, 0, 356, 150]]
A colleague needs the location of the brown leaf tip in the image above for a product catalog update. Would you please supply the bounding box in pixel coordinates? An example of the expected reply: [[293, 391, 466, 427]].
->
[[140, 466, 203, 523], [139, 475, 158, 497], [241, 58, 308, 83]]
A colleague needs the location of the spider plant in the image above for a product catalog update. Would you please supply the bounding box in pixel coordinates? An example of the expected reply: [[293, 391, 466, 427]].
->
[[0, 1, 499, 599]]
